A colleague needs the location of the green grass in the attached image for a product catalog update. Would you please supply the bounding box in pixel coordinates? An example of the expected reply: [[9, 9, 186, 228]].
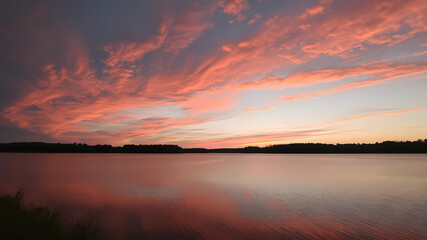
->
[[0, 190, 99, 240]]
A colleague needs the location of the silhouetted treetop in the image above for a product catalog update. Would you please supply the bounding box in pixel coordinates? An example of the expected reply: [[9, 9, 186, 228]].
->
[[0, 140, 426, 153]]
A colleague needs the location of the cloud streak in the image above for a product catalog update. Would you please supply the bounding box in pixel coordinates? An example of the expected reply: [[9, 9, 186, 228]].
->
[[329, 108, 427, 124]]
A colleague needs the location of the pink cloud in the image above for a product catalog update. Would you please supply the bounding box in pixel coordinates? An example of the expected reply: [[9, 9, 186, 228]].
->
[[227, 0, 427, 62], [6, 56, 424, 145], [279, 61, 427, 102], [248, 13, 262, 24], [2, 0, 426, 146], [328, 108, 427, 124], [162, 4, 217, 53], [183, 92, 239, 113], [103, 24, 168, 67], [409, 50, 427, 57], [103, 3, 217, 63], [219, 0, 250, 21], [299, 0, 331, 19]]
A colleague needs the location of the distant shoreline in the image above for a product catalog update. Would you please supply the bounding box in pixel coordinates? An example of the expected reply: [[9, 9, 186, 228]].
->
[[1, 140, 426, 153]]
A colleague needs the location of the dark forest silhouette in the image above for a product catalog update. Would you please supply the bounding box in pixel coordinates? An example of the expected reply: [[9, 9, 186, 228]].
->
[[0, 140, 426, 153]]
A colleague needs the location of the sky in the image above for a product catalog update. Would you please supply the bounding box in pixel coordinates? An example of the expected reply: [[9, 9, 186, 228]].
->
[[0, 0, 426, 148]]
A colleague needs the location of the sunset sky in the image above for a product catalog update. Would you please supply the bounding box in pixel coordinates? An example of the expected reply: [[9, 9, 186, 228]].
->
[[0, 0, 426, 148]]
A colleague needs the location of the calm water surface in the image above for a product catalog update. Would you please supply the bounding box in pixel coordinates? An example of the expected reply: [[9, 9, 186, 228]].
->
[[1, 153, 427, 239]]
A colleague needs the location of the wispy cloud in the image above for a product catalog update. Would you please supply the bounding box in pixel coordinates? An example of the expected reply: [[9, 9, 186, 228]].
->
[[183, 129, 329, 148], [1, 0, 426, 146], [329, 108, 427, 124]]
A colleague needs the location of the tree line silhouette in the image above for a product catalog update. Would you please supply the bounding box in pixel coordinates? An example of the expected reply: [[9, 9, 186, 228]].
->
[[0, 140, 426, 153], [0, 143, 182, 153]]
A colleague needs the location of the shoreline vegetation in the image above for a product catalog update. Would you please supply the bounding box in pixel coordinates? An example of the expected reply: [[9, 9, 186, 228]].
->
[[0, 140, 426, 153], [0, 191, 99, 240]]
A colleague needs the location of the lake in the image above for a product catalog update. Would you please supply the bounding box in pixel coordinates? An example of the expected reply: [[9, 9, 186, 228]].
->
[[0, 153, 426, 239]]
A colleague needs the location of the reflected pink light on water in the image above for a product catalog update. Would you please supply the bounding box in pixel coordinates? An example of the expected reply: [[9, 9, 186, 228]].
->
[[1, 153, 427, 239]]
